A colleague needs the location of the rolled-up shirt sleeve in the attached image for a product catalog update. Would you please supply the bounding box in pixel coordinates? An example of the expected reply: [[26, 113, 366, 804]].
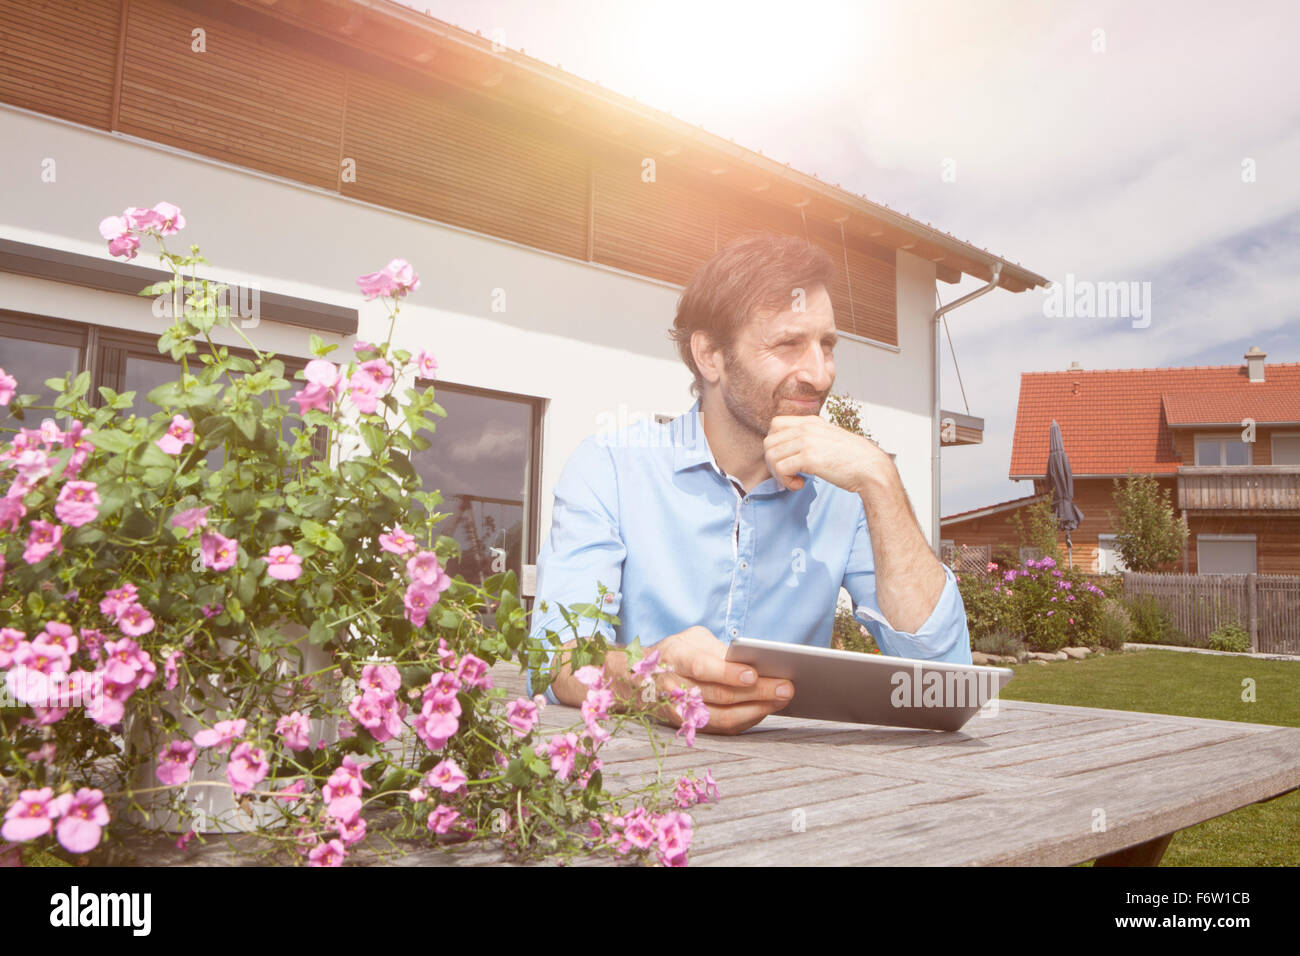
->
[[841, 505, 972, 664], [526, 436, 627, 704]]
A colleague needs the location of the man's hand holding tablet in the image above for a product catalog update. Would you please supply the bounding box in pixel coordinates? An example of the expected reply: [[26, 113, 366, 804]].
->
[[551, 625, 795, 735]]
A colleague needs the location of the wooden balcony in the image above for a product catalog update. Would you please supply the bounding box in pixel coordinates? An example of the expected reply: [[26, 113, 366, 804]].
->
[[1177, 465, 1300, 514]]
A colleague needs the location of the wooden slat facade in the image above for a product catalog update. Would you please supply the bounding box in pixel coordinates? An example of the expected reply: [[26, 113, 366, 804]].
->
[[0, 0, 122, 129], [0, 0, 901, 344]]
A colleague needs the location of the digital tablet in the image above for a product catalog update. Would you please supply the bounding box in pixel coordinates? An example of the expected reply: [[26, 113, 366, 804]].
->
[[724, 636, 1014, 731]]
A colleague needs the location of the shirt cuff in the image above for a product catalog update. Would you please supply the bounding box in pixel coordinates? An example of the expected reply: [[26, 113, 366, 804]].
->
[[854, 564, 971, 664]]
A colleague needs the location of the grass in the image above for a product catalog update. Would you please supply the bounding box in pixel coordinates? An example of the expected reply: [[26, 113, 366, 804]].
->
[[997, 648, 1300, 866]]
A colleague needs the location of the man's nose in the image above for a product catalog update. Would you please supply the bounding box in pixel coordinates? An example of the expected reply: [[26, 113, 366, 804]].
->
[[797, 342, 834, 392]]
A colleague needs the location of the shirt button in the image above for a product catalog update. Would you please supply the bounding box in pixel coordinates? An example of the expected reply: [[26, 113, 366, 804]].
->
[[739, 561, 748, 570], [730, 627, 738, 637]]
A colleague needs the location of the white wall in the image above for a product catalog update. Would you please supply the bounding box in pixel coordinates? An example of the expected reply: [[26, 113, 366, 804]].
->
[[0, 103, 940, 568]]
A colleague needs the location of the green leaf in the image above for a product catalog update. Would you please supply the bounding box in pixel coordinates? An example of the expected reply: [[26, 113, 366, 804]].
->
[[231, 408, 257, 441], [237, 570, 258, 605], [308, 618, 332, 646], [44, 377, 67, 393], [503, 758, 531, 788], [137, 280, 175, 297]]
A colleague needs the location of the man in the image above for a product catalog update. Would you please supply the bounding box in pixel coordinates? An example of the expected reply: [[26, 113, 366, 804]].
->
[[526, 233, 970, 735]]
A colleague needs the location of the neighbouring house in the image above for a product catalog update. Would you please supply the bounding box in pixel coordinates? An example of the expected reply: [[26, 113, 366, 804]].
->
[[0, 0, 1047, 608], [942, 348, 1300, 575]]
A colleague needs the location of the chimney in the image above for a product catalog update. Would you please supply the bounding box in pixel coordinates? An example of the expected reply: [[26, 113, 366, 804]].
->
[[1068, 361, 1082, 371], [1245, 346, 1266, 382]]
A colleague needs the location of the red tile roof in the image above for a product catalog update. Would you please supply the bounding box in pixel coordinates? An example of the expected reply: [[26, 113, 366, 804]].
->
[[1008, 361, 1300, 478], [1162, 385, 1300, 426]]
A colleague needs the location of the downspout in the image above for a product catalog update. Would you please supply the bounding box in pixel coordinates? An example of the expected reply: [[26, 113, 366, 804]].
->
[[931, 262, 1002, 556]]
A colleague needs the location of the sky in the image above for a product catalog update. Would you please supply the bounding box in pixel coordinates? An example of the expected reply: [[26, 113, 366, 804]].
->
[[399, 0, 1300, 514]]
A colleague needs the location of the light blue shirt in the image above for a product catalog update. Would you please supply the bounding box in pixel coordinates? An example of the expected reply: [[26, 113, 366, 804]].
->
[[526, 398, 971, 703]]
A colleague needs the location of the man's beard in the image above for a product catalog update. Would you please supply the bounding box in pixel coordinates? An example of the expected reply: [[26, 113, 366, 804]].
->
[[719, 348, 824, 439]]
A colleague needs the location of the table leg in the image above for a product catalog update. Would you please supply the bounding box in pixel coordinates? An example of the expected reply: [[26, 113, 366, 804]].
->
[[1093, 832, 1175, 867]]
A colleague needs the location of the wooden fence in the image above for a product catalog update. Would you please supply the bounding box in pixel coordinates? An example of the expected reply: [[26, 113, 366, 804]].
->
[[1121, 572, 1300, 656]]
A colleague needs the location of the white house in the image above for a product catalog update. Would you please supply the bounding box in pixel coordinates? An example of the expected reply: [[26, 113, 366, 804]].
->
[[0, 0, 1046, 604]]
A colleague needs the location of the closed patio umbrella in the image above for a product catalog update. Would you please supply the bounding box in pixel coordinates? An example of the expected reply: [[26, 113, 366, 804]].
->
[[1047, 419, 1084, 569]]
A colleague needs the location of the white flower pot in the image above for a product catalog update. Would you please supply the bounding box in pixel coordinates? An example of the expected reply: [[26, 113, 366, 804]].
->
[[123, 624, 340, 834]]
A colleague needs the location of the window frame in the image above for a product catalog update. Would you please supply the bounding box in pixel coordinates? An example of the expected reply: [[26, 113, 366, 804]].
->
[[411, 375, 545, 577], [1194, 432, 1253, 466]]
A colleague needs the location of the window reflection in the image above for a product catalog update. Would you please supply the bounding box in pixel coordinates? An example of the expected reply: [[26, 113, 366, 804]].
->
[[0, 335, 82, 421], [409, 385, 533, 589]]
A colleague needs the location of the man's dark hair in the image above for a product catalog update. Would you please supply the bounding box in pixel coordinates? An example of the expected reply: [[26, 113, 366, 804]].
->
[[669, 233, 836, 399]]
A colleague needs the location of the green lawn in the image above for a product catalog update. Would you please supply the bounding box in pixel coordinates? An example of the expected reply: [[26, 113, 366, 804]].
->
[[997, 648, 1300, 866]]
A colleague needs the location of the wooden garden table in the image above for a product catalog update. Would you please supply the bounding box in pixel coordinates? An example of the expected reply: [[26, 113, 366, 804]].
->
[[111, 661, 1300, 866]]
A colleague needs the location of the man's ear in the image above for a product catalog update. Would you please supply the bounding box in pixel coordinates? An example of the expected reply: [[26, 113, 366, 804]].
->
[[691, 330, 723, 387]]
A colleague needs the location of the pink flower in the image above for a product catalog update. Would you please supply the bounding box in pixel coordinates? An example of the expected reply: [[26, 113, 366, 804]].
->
[[669, 685, 710, 747], [176, 830, 196, 851], [425, 759, 467, 794], [122, 206, 164, 232], [416, 350, 438, 380], [291, 360, 343, 415], [360, 663, 402, 695], [98, 215, 139, 259], [170, 505, 210, 537], [408, 788, 427, 803], [0, 497, 25, 532], [346, 371, 381, 414], [379, 526, 417, 555], [455, 653, 491, 690], [156, 740, 197, 786], [308, 839, 347, 867], [357, 258, 420, 301], [1, 788, 58, 843], [276, 711, 311, 751], [631, 648, 662, 682], [0, 628, 25, 669], [335, 814, 367, 846], [352, 340, 378, 354], [102, 637, 155, 689], [51, 788, 109, 854], [99, 582, 139, 620], [543, 732, 580, 781], [151, 201, 186, 235], [156, 414, 195, 455], [117, 604, 155, 638], [403, 579, 447, 628], [413, 693, 460, 750], [347, 689, 405, 743], [164, 649, 182, 690], [226, 742, 269, 795], [193, 718, 246, 752], [426, 804, 460, 835], [0, 369, 15, 406], [356, 358, 394, 392], [263, 545, 303, 581], [54, 480, 99, 527], [272, 779, 307, 803], [200, 531, 239, 571], [406, 551, 449, 587], [505, 697, 539, 737], [22, 520, 62, 565], [654, 810, 693, 866]]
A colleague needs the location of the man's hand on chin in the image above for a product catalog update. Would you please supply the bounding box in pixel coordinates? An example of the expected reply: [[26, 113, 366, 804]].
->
[[762, 413, 889, 494]]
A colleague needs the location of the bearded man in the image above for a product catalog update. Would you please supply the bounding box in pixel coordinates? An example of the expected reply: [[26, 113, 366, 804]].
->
[[527, 233, 971, 735]]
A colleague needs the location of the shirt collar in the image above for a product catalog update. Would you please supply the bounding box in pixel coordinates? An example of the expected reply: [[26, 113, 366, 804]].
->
[[672, 398, 793, 496]]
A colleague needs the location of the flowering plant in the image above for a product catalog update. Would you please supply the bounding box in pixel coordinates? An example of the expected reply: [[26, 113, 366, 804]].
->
[[0, 205, 714, 866], [957, 557, 1108, 651]]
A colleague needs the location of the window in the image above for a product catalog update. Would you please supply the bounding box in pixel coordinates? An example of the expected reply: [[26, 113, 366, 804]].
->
[[408, 380, 542, 591], [1096, 534, 1128, 573], [1195, 434, 1252, 466], [1196, 535, 1257, 574], [1272, 434, 1300, 466], [0, 311, 320, 466], [1019, 546, 1043, 563]]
